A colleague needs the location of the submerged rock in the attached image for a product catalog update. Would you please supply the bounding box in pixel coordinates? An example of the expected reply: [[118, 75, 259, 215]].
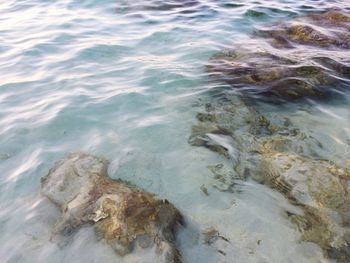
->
[[207, 50, 336, 100], [308, 10, 350, 31], [188, 97, 350, 261], [41, 152, 183, 263], [260, 152, 350, 260], [261, 153, 350, 210], [206, 10, 350, 102], [257, 10, 350, 49], [192, 8, 350, 261], [258, 23, 349, 50]]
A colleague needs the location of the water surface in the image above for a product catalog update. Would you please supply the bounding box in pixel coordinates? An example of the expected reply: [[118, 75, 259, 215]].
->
[[1, 0, 350, 262]]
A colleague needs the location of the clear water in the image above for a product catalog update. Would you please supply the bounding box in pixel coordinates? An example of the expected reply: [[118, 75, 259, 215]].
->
[[0, 0, 349, 262]]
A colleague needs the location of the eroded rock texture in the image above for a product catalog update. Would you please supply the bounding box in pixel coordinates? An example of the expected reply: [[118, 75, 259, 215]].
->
[[41, 152, 183, 263]]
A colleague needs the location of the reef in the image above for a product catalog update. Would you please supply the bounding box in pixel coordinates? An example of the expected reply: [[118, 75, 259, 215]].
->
[[41, 152, 183, 263], [206, 10, 350, 102]]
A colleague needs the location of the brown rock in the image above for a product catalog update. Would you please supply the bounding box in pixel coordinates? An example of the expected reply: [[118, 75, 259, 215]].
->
[[41, 152, 183, 263]]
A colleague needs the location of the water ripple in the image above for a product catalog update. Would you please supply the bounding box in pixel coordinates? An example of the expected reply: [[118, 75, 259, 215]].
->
[[1, 0, 350, 262]]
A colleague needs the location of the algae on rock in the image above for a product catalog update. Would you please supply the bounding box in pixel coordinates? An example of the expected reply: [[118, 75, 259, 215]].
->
[[41, 152, 183, 263]]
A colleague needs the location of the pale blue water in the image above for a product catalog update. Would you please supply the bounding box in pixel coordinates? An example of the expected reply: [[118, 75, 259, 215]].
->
[[0, 1, 350, 262]]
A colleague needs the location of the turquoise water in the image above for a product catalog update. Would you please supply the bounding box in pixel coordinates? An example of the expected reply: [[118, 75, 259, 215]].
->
[[0, 0, 350, 262]]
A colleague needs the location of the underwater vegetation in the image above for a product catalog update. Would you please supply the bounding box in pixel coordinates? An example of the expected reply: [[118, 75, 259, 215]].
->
[[41, 152, 183, 263]]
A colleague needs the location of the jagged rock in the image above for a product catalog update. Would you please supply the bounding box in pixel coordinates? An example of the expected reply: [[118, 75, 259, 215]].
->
[[41, 152, 183, 263]]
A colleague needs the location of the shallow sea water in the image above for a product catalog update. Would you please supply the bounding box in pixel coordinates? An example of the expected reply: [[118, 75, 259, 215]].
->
[[0, 0, 350, 262]]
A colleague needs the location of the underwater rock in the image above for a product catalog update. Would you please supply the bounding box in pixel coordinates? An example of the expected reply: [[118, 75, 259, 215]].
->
[[261, 153, 350, 210], [188, 97, 350, 260], [312, 56, 350, 79], [191, 10, 350, 259], [258, 23, 349, 49], [260, 152, 350, 260], [206, 49, 340, 101], [308, 10, 350, 31], [41, 152, 183, 263], [257, 10, 350, 49], [206, 10, 350, 102]]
